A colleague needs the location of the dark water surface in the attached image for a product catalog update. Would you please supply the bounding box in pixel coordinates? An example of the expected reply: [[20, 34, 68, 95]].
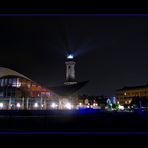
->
[[0, 109, 147, 132]]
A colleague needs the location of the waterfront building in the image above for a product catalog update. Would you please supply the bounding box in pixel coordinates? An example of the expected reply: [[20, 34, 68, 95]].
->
[[116, 84, 148, 105]]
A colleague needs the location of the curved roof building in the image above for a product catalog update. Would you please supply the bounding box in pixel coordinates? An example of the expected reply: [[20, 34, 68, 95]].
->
[[0, 67, 31, 80], [0, 67, 88, 109], [0, 67, 52, 99]]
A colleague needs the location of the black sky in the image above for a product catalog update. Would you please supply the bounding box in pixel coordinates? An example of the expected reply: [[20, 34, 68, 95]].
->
[[0, 16, 148, 96]]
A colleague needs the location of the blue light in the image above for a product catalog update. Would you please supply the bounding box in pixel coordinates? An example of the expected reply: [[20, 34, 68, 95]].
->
[[67, 54, 74, 59]]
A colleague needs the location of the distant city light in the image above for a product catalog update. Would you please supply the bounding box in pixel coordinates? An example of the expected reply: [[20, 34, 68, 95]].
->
[[119, 105, 124, 110], [67, 54, 74, 59], [0, 103, 3, 108], [51, 102, 58, 109], [79, 103, 82, 106], [34, 102, 39, 108], [16, 103, 21, 108], [93, 103, 98, 106], [65, 102, 72, 109]]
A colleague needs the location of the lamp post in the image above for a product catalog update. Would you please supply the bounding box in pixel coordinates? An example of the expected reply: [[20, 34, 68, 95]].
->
[[40, 97, 42, 110], [139, 98, 142, 113], [22, 97, 24, 110], [8, 97, 11, 110]]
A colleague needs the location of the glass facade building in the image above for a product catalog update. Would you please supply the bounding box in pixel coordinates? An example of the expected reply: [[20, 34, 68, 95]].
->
[[0, 67, 57, 110]]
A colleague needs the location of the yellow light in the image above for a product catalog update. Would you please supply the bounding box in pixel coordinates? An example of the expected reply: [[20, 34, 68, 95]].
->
[[79, 103, 82, 106]]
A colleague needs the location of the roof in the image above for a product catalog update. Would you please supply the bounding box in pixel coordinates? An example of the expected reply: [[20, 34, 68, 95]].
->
[[49, 80, 89, 96], [0, 67, 31, 80], [117, 84, 148, 91]]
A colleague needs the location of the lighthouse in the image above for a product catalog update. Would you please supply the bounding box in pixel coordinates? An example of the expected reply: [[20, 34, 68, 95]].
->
[[64, 53, 77, 85]]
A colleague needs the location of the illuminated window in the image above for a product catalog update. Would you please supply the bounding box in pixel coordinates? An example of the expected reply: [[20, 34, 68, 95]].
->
[[12, 78, 17, 87], [8, 78, 12, 86], [1, 79, 4, 87], [27, 83, 31, 88], [16, 78, 21, 87], [4, 78, 8, 86]]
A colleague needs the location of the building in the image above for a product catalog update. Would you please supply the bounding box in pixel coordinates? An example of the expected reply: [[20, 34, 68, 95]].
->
[[0, 53, 88, 110], [78, 95, 107, 109], [116, 84, 148, 105], [0, 67, 56, 110]]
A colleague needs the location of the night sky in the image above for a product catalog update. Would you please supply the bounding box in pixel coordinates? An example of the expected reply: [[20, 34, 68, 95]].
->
[[0, 16, 148, 96]]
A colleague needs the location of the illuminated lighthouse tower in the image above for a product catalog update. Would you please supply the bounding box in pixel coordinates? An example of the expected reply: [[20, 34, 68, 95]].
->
[[64, 53, 77, 85]]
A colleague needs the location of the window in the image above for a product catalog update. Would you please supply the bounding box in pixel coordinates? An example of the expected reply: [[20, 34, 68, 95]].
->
[[4, 78, 8, 86], [12, 78, 17, 87], [16, 78, 21, 87], [8, 78, 13, 86], [1, 79, 4, 87]]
